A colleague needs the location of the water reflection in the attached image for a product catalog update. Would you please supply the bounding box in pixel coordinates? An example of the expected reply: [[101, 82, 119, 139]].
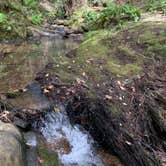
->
[[0, 38, 79, 93]]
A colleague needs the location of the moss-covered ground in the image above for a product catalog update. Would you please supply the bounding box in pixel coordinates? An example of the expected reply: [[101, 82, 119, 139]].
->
[[40, 21, 165, 99]]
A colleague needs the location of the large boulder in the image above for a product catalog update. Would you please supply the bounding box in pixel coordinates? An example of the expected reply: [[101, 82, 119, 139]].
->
[[0, 121, 25, 166]]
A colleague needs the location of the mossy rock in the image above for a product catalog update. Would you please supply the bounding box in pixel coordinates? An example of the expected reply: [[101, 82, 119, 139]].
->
[[37, 136, 61, 166]]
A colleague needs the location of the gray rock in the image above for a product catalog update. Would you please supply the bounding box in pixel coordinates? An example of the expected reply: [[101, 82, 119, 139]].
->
[[0, 121, 25, 166], [55, 25, 65, 32], [25, 131, 38, 166], [68, 33, 84, 40]]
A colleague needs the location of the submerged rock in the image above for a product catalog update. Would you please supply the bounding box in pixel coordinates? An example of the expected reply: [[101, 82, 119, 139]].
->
[[0, 121, 25, 166], [37, 135, 61, 166]]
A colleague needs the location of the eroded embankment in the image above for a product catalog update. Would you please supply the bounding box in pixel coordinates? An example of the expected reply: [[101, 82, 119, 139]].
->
[[35, 21, 166, 166]]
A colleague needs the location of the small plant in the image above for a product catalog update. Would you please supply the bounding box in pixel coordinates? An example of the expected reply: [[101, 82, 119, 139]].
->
[[29, 14, 42, 25], [23, 0, 37, 7], [83, 10, 99, 29], [82, 3, 141, 30], [0, 13, 7, 24], [55, 7, 66, 18], [0, 13, 13, 31]]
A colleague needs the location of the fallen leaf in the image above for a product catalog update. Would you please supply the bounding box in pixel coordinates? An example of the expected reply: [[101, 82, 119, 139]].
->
[[105, 95, 112, 101], [43, 88, 49, 93], [125, 141, 132, 145], [82, 72, 86, 76], [45, 73, 49, 77], [54, 107, 60, 113], [47, 85, 54, 90], [76, 78, 85, 84]]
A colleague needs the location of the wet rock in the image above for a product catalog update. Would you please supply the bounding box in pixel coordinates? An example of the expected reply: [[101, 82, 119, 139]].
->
[[55, 25, 65, 32], [14, 118, 30, 129], [0, 121, 25, 166], [25, 131, 38, 166], [65, 28, 74, 35], [66, 99, 161, 166], [71, 26, 84, 34], [68, 33, 84, 40], [29, 27, 63, 38], [54, 19, 69, 26], [37, 135, 61, 166], [42, 23, 50, 29]]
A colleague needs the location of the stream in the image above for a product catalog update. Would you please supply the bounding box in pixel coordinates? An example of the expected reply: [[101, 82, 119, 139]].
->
[[0, 37, 121, 166], [40, 108, 104, 166]]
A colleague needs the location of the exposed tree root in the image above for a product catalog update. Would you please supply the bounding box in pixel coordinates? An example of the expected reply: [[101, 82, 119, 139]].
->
[[66, 63, 166, 166]]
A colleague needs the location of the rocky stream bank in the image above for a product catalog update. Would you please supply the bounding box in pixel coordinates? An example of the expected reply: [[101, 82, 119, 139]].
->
[[35, 21, 166, 166], [0, 17, 165, 166]]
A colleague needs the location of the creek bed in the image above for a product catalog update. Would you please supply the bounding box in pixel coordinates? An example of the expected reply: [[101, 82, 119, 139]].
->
[[0, 37, 121, 166]]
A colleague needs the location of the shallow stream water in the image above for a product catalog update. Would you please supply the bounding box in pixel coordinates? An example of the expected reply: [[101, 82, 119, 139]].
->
[[40, 110, 104, 166], [0, 37, 121, 166], [0, 38, 79, 93]]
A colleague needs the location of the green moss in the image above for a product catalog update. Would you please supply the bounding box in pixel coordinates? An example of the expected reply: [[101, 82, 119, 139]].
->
[[106, 61, 142, 76], [117, 46, 136, 57], [37, 137, 60, 166], [146, 44, 166, 58], [41, 21, 165, 99], [107, 104, 122, 116]]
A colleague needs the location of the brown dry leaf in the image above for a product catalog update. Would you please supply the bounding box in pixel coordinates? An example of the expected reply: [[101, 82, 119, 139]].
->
[[45, 73, 49, 77], [47, 85, 54, 90], [82, 72, 86, 77], [37, 157, 44, 164], [43, 88, 49, 93], [117, 80, 126, 91], [86, 58, 93, 64], [125, 141, 132, 146], [22, 88, 28, 92], [76, 78, 85, 84], [131, 86, 135, 93], [105, 95, 112, 101]]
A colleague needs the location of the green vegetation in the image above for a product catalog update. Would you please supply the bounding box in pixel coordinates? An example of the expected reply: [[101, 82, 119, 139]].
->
[[144, 0, 166, 13], [29, 14, 43, 25], [47, 22, 165, 84], [0, 0, 165, 40], [70, 3, 141, 30], [0, 0, 47, 39]]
